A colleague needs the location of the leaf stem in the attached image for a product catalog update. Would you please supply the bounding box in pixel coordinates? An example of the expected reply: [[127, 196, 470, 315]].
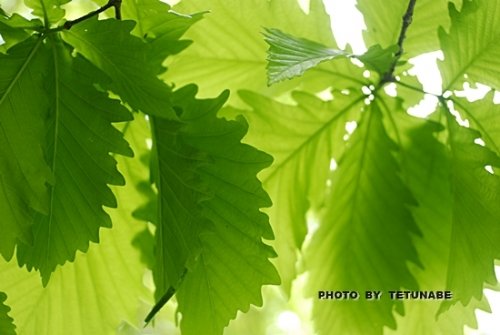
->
[[397, 80, 441, 98], [46, 0, 122, 33], [381, 0, 417, 84]]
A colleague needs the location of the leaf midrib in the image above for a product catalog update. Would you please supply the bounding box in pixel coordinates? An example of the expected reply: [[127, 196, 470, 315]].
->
[[263, 95, 365, 183], [0, 37, 43, 108]]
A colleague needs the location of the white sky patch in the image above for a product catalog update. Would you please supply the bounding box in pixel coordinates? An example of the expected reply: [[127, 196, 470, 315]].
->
[[406, 52, 443, 117], [384, 82, 398, 97], [324, 0, 366, 54], [474, 138, 486, 146], [455, 82, 491, 102], [145, 138, 153, 149], [361, 86, 372, 95], [345, 121, 358, 135], [276, 311, 302, 333], [329, 158, 338, 171]]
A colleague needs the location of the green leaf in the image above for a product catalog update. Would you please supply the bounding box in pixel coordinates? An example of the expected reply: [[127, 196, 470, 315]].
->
[[0, 116, 152, 335], [15, 37, 133, 284], [306, 101, 420, 335], [24, 0, 70, 25], [357, 44, 398, 76], [122, 0, 205, 72], [0, 36, 52, 261], [439, 0, 500, 90], [0, 292, 16, 335], [62, 18, 175, 118], [233, 90, 364, 292], [165, 86, 279, 335], [166, 0, 364, 106], [445, 111, 500, 305], [454, 92, 500, 157], [385, 105, 486, 334], [359, 0, 460, 58], [0, 13, 41, 53], [263, 28, 350, 85], [148, 111, 207, 298], [142, 85, 279, 333]]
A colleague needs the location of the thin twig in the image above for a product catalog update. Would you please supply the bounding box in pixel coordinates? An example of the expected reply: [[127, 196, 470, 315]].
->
[[46, 0, 122, 32], [381, 0, 417, 84]]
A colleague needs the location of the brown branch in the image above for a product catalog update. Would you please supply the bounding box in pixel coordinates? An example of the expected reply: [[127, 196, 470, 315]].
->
[[46, 0, 122, 32], [381, 0, 417, 84]]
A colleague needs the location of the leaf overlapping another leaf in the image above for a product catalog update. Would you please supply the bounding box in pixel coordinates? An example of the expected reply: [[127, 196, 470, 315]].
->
[[122, 0, 205, 72], [0, 36, 52, 261], [232, 90, 364, 292], [445, 111, 500, 306], [0, 116, 152, 334], [24, 0, 70, 26], [61, 17, 176, 118], [0, 12, 40, 53], [0, 292, 16, 335], [173, 86, 279, 335], [16, 38, 133, 284], [166, 0, 364, 106], [139, 85, 279, 334], [306, 102, 421, 335], [386, 107, 487, 334]]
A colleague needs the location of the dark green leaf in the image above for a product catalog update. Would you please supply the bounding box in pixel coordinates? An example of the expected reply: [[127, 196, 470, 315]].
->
[[0, 292, 16, 335], [0, 13, 41, 53], [122, 0, 205, 72], [16, 37, 133, 284], [142, 85, 279, 333], [0, 115, 152, 335], [0, 37, 52, 261], [62, 18, 176, 118], [170, 86, 279, 335]]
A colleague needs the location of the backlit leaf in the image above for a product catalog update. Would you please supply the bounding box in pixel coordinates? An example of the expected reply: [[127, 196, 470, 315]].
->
[[169, 86, 279, 335], [264, 28, 350, 85], [386, 103, 486, 334], [445, 111, 500, 305], [359, 0, 461, 58], [121, 0, 205, 72], [0, 292, 16, 335], [0, 36, 52, 261], [234, 90, 364, 292], [0, 116, 152, 335], [439, 0, 500, 90], [24, 0, 70, 25], [166, 0, 365, 106], [62, 18, 176, 118], [306, 101, 420, 335], [357, 44, 398, 76], [16, 37, 133, 284]]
